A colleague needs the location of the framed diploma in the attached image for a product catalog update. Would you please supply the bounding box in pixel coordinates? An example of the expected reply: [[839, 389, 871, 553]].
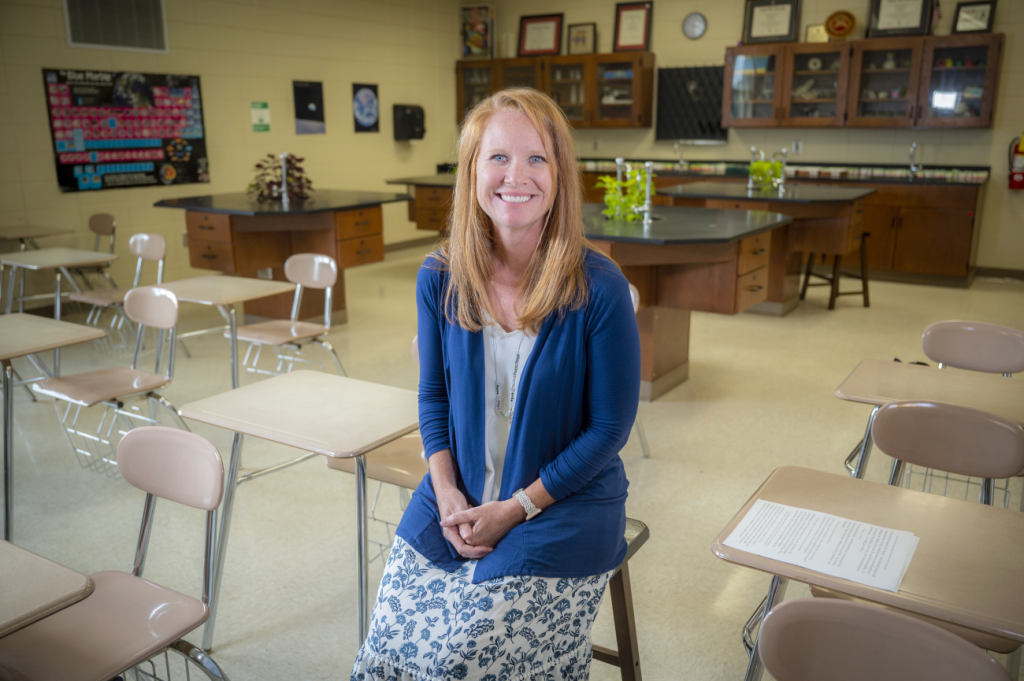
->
[[613, 2, 652, 52], [952, 1, 997, 34], [742, 0, 800, 44], [869, 0, 933, 37], [518, 14, 563, 57]]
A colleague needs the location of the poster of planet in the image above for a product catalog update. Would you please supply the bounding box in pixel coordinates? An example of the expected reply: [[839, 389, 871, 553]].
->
[[352, 83, 379, 133], [42, 68, 209, 192]]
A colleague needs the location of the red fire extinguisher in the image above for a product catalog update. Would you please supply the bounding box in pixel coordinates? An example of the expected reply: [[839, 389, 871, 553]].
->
[[1011, 135, 1024, 189]]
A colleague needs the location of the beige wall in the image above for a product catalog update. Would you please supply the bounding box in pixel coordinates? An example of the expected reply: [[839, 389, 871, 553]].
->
[[0, 0, 460, 297], [489, 0, 1024, 272]]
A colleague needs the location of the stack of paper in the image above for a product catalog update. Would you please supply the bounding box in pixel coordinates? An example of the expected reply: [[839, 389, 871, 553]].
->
[[723, 500, 919, 592]]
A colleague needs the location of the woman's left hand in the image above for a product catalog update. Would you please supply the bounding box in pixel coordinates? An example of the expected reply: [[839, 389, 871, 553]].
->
[[440, 499, 525, 549]]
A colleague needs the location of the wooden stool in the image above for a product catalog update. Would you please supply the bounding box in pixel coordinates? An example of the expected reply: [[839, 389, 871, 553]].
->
[[800, 233, 871, 310], [327, 443, 650, 681]]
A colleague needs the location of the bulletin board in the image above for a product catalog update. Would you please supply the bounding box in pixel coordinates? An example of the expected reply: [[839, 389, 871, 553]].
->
[[42, 69, 210, 192]]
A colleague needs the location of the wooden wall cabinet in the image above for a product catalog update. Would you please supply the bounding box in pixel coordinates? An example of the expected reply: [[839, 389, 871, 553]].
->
[[457, 52, 654, 129], [723, 33, 1001, 129]]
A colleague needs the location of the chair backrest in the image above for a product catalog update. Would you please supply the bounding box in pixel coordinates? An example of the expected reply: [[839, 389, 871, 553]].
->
[[117, 427, 222, 604], [117, 427, 223, 511], [285, 253, 337, 289], [124, 286, 178, 330], [128, 233, 166, 261], [628, 283, 640, 314], [88, 213, 116, 254], [758, 598, 1009, 681], [921, 320, 1024, 375], [872, 401, 1024, 480]]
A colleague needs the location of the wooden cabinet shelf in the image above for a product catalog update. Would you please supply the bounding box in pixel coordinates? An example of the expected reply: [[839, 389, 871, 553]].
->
[[722, 33, 1001, 129], [456, 52, 654, 129]]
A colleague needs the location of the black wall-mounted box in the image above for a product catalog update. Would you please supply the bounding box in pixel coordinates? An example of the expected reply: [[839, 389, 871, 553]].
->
[[394, 104, 425, 141]]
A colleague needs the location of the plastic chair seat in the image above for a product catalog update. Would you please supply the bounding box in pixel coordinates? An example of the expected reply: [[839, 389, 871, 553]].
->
[[33, 368, 169, 407], [0, 570, 208, 681], [810, 585, 1020, 654], [227, 320, 328, 345], [325, 433, 428, 489], [68, 288, 128, 307]]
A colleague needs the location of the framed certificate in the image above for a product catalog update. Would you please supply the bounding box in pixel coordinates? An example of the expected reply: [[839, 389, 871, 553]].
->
[[567, 23, 596, 54], [742, 0, 800, 44], [614, 2, 652, 52], [869, 0, 933, 37], [952, 1, 997, 34], [518, 14, 563, 57]]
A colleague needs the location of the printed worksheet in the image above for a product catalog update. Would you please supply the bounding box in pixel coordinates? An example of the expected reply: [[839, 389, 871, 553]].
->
[[723, 500, 919, 592]]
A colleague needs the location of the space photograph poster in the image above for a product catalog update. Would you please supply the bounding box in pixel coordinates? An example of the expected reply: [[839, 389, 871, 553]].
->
[[42, 69, 209, 192]]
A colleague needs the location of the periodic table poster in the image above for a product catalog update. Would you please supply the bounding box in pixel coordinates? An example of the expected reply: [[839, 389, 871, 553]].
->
[[42, 69, 210, 192]]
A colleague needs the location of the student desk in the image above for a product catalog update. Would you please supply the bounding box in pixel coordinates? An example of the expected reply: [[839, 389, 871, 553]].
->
[[835, 359, 1024, 480], [161, 275, 295, 389], [0, 228, 76, 314], [0, 540, 94, 639], [0, 248, 118, 317], [0, 315, 106, 540], [713, 466, 1024, 681], [179, 370, 419, 651]]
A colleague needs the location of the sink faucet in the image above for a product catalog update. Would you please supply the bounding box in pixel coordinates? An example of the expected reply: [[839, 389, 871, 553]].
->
[[909, 142, 923, 176]]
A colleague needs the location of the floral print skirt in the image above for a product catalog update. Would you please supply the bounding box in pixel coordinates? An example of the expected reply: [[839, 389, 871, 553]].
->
[[351, 537, 613, 681]]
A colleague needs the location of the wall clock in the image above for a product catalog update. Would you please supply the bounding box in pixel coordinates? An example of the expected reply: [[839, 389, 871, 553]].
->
[[683, 12, 707, 39]]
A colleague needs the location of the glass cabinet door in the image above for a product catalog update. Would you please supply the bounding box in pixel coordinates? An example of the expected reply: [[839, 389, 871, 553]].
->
[[459, 65, 493, 121], [594, 59, 637, 125], [848, 38, 922, 127], [782, 45, 848, 126], [724, 47, 782, 126], [549, 59, 588, 124], [917, 34, 1001, 128], [501, 65, 537, 89]]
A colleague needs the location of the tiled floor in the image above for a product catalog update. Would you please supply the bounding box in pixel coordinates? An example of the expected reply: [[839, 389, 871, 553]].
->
[[8, 244, 1024, 680]]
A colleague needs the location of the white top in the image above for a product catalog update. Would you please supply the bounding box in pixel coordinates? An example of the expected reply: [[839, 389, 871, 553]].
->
[[482, 323, 536, 504]]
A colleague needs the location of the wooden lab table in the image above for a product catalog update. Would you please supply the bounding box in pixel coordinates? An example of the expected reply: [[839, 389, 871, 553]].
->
[[659, 182, 876, 315], [712, 466, 1024, 681], [0, 539, 94, 639], [0, 248, 117, 317], [179, 370, 419, 651], [836, 358, 1024, 480], [0, 315, 106, 540], [161, 275, 295, 389], [155, 190, 410, 321], [386, 174, 455, 232], [583, 203, 792, 400]]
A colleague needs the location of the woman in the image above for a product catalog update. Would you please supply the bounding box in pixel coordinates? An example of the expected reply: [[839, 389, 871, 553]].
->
[[352, 89, 640, 681]]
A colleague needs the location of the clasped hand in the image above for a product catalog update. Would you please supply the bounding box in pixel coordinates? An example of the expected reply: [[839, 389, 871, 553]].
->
[[436, 487, 524, 560]]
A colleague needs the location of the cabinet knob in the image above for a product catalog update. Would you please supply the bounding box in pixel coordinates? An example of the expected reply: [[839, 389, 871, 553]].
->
[[748, 285, 764, 292], [753, 248, 767, 255]]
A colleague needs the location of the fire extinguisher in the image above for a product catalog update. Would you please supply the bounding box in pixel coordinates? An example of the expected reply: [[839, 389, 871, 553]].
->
[[1011, 135, 1024, 190]]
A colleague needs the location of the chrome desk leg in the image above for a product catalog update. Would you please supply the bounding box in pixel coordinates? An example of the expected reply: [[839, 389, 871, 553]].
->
[[54, 272, 61, 376], [852, 406, 879, 480], [17, 269, 24, 314], [1006, 644, 1022, 681], [4, 267, 16, 314], [3, 363, 12, 541], [742, 575, 788, 681], [217, 305, 239, 390], [202, 432, 244, 653], [356, 455, 369, 644]]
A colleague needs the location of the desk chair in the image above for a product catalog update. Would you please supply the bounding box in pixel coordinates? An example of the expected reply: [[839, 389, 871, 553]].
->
[[628, 284, 651, 459], [758, 598, 1009, 681], [816, 400, 1024, 679], [70, 233, 165, 333], [0, 427, 230, 680], [71, 213, 119, 292], [845, 321, 1024, 505], [33, 287, 189, 476], [232, 253, 346, 379], [799, 234, 870, 310]]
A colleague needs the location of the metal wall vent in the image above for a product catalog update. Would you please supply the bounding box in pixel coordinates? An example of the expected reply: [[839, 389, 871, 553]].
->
[[63, 0, 168, 53]]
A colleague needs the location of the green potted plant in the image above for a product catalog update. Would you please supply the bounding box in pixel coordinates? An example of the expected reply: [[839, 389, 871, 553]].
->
[[596, 165, 654, 221]]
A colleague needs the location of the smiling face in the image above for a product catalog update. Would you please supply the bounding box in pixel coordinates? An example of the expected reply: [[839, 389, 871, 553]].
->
[[475, 110, 555, 236]]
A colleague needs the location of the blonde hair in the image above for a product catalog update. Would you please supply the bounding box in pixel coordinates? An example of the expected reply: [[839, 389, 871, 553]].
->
[[438, 88, 596, 333]]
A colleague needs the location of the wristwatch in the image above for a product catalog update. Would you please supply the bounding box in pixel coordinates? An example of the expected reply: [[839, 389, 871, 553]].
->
[[513, 489, 541, 520]]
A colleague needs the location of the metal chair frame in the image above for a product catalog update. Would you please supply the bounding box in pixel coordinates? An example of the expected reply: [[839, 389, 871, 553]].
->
[[72, 214, 119, 292], [49, 309, 189, 477]]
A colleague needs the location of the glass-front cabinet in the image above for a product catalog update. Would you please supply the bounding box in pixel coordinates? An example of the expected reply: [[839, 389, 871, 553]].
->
[[593, 53, 654, 128], [847, 37, 923, 127], [549, 56, 589, 125], [917, 33, 1002, 128], [495, 57, 545, 91], [723, 45, 784, 127], [456, 62, 495, 124], [781, 43, 849, 127]]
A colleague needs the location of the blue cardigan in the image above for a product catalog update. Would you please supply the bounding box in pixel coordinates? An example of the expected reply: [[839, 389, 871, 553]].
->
[[396, 249, 641, 583]]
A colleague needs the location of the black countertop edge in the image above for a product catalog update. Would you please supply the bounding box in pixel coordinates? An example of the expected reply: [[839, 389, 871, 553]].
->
[[583, 206, 792, 245], [657, 183, 876, 203], [577, 158, 992, 172], [153, 191, 412, 216]]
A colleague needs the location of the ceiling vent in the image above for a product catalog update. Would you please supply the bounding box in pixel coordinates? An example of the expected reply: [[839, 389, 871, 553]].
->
[[63, 0, 168, 53]]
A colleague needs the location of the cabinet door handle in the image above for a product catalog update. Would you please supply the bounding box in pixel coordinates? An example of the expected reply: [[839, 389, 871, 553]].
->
[[198, 224, 214, 230], [748, 285, 764, 292], [354, 220, 371, 227], [357, 248, 373, 256], [201, 254, 217, 260]]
